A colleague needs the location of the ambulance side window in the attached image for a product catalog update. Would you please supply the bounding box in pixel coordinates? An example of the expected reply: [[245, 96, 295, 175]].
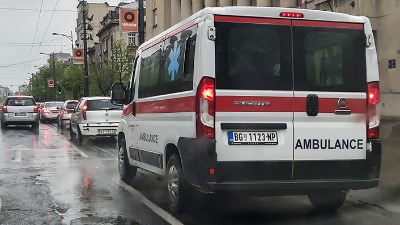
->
[[128, 57, 139, 102]]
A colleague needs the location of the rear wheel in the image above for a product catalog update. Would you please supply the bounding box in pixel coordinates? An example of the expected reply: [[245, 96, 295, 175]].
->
[[118, 137, 137, 184], [167, 154, 188, 214], [77, 127, 84, 146], [308, 190, 347, 212], [69, 122, 75, 140]]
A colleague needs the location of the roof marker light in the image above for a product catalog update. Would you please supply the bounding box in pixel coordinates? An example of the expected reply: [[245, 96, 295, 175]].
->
[[280, 12, 304, 18]]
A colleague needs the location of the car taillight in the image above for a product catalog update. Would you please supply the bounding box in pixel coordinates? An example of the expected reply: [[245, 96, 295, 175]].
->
[[367, 82, 380, 139], [33, 105, 38, 113], [43, 109, 50, 113], [196, 77, 215, 139], [63, 109, 68, 114], [82, 102, 88, 120], [280, 12, 304, 18], [2, 105, 7, 113]]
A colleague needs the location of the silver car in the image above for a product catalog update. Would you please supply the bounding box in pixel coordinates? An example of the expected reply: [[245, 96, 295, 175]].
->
[[1, 96, 39, 129], [39, 101, 64, 123], [70, 97, 122, 145], [57, 100, 78, 131]]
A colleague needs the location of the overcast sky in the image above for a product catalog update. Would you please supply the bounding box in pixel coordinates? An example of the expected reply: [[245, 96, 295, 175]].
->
[[0, 0, 125, 92]]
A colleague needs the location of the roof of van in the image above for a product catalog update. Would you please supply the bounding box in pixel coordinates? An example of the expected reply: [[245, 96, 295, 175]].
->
[[139, 6, 369, 51]]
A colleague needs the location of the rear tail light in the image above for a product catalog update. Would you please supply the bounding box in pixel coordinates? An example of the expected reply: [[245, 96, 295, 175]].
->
[[43, 109, 50, 113], [196, 77, 215, 139], [2, 105, 7, 113], [82, 101, 88, 120], [367, 82, 380, 139], [33, 105, 38, 113], [63, 109, 68, 114]]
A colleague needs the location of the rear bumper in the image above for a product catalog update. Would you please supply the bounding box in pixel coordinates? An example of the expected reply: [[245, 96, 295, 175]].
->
[[78, 123, 119, 136], [41, 113, 58, 120], [177, 138, 381, 194], [1, 113, 39, 124]]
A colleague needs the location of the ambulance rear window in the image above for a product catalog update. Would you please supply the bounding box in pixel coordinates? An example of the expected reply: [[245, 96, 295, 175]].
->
[[215, 22, 293, 91], [293, 27, 366, 92]]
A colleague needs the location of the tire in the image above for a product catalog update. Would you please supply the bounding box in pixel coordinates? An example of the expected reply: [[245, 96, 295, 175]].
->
[[69, 122, 75, 140], [308, 190, 347, 212], [166, 154, 188, 214], [57, 119, 61, 130], [118, 137, 137, 184], [77, 127, 84, 146]]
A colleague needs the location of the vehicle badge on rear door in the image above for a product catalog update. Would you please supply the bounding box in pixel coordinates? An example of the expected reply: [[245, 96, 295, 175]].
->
[[105, 113, 109, 116], [338, 98, 348, 109], [233, 101, 270, 106]]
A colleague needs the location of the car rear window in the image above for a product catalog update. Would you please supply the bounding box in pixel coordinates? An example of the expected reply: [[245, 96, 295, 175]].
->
[[45, 102, 64, 108], [6, 97, 35, 106], [87, 99, 122, 111], [66, 102, 78, 109]]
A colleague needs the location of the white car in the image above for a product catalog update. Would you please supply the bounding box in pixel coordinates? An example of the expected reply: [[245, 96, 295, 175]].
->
[[69, 97, 122, 145], [111, 7, 381, 213]]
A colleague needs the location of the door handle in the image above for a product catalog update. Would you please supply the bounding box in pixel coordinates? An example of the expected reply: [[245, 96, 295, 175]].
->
[[306, 94, 319, 116]]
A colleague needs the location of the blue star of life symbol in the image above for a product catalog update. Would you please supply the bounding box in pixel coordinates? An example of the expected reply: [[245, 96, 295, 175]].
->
[[168, 41, 181, 81]]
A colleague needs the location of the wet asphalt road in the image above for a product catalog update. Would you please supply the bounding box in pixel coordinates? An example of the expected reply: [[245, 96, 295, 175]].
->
[[0, 120, 400, 225]]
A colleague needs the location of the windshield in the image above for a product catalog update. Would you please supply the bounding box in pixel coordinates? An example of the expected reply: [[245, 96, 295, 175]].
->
[[44, 102, 64, 108], [87, 99, 122, 111], [6, 97, 35, 106]]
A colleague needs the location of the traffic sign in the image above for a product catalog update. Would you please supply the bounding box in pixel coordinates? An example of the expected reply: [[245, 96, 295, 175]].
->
[[73, 48, 84, 64], [48, 80, 54, 88]]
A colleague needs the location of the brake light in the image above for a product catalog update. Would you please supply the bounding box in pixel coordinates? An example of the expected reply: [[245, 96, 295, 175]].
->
[[33, 105, 38, 113], [367, 82, 380, 139], [2, 105, 7, 113], [196, 77, 215, 139], [43, 109, 50, 114], [280, 12, 304, 18], [82, 101, 88, 120], [63, 109, 68, 114]]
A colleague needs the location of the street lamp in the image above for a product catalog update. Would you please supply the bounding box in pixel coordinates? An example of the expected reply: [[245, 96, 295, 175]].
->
[[52, 32, 74, 52], [40, 52, 56, 100]]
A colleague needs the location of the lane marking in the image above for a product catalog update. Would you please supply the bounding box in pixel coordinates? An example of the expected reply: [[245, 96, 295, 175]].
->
[[47, 124, 90, 158], [113, 178, 183, 225], [73, 147, 89, 158]]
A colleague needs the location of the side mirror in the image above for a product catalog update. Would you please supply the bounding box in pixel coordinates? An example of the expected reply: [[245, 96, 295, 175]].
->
[[111, 82, 126, 105]]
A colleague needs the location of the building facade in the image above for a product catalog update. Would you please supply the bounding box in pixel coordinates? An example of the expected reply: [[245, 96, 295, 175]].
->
[[76, 2, 116, 49], [145, 0, 400, 117]]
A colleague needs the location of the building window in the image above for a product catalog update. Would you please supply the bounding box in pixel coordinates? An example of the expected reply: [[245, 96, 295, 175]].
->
[[153, 8, 158, 27], [128, 32, 136, 47]]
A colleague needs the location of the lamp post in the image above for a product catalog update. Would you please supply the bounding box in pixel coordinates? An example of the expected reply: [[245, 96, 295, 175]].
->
[[52, 32, 74, 53], [40, 52, 56, 100]]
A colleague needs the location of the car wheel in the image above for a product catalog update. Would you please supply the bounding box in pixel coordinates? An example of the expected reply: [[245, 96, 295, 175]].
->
[[118, 137, 137, 184], [77, 127, 84, 146], [308, 190, 347, 212], [167, 154, 188, 214], [69, 122, 75, 140]]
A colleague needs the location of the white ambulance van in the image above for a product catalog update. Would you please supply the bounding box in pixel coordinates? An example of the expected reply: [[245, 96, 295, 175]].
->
[[111, 7, 381, 213]]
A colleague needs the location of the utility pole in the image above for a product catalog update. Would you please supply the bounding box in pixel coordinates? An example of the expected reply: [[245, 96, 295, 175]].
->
[[52, 52, 56, 100], [81, 0, 89, 97], [138, 0, 145, 45]]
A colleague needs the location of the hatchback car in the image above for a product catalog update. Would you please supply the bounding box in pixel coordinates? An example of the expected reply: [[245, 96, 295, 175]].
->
[[70, 97, 122, 144], [57, 100, 78, 131], [1, 95, 39, 129], [39, 101, 64, 123]]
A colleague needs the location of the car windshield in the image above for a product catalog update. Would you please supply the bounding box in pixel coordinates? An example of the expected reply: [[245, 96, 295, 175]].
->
[[45, 102, 64, 108], [6, 97, 35, 106], [87, 99, 122, 111]]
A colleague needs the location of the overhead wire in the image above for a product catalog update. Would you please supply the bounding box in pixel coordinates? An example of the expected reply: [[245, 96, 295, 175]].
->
[[24, 0, 60, 81], [21, 0, 44, 81], [0, 7, 76, 12]]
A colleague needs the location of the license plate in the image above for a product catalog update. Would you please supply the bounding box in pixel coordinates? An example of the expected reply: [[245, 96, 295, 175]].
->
[[99, 129, 116, 135], [15, 112, 27, 117], [228, 131, 278, 145]]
